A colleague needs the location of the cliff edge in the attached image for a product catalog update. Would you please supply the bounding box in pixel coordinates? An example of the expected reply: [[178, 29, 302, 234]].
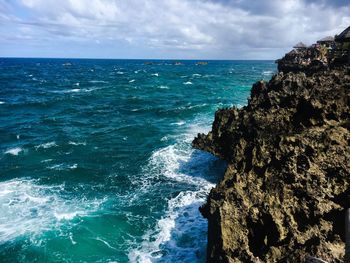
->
[[193, 60, 350, 261]]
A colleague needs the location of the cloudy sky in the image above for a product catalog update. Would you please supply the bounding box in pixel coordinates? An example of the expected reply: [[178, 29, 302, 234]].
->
[[0, 0, 349, 59]]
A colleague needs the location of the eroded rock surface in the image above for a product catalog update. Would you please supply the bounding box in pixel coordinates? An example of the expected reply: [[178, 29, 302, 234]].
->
[[193, 67, 350, 262]]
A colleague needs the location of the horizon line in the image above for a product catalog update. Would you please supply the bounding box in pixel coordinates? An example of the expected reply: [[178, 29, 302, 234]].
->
[[0, 56, 277, 61]]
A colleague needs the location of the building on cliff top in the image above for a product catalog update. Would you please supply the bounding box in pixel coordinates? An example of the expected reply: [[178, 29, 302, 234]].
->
[[317, 36, 335, 48], [335, 26, 350, 42], [335, 26, 350, 64], [293, 42, 307, 49]]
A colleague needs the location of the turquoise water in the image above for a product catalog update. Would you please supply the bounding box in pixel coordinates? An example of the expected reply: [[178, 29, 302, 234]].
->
[[0, 58, 276, 263]]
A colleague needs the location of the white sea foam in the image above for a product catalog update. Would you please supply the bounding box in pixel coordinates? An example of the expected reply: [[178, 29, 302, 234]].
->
[[68, 89, 81, 93], [54, 211, 79, 220], [68, 141, 86, 146], [183, 81, 193, 85], [48, 163, 78, 171], [117, 71, 124, 75], [73, 82, 80, 86], [171, 121, 185, 126], [129, 79, 136, 83], [158, 85, 170, 89], [89, 80, 108, 84], [129, 120, 223, 263], [0, 178, 104, 243], [41, 159, 53, 163], [95, 237, 117, 250], [5, 147, 23, 156], [35, 141, 57, 150], [160, 136, 168, 142], [57, 87, 99, 93], [151, 73, 159, 77], [192, 74, 201, 77], [0, 101, 5, 105], [262, 70, 274, 76]]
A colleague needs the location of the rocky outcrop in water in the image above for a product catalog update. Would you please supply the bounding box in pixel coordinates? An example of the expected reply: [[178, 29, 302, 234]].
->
[[193, 64, 350, 262]]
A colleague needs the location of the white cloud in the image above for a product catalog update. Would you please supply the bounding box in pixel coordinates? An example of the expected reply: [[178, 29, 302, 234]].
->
[[1, 0, 350, 58]]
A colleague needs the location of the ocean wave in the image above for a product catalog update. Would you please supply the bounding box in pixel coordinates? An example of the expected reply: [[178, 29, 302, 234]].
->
[[151, 73, 159, 77], [68, 141, 86, 146], [5, 147, 23, 156], [0, 178, 104, 243], [52, 87, 100, 94], [129, 121, 224, 263], [262, 70, 274, 76], [48, 163, 78, 171], [35, 141, 57, 150], [129, 191, 208, 263], [67, 88, 81, 93], [0, 101, 5, 105], [129, 79, 136, 83], [183, 81, 193, 85], [158, 86, 170, 89], [89, 80, 108, 84], [171, 121, 186, 126]]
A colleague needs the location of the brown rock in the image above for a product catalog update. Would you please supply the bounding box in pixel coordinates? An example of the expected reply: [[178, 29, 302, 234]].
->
[[193, 66, 350, 262]]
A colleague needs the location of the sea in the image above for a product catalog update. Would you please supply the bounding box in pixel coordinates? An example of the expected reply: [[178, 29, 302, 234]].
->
[[0, 58, 276, 263]]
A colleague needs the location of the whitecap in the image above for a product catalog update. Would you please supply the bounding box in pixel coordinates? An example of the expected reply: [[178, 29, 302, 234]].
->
[[192, 74, 201, 77], [158, 85, 169, 89], [129, 79, 136, 83], [73, 82, 80, 86], [41, 159, 53, 163], [89, 80, 108, 84], [160, 136, 168, 142], [48, 163, 78, 171], [5, 147, 23, 156], [68, 89, 81, 93], [69, 164, 78, 169], [183, 81, 193, 85], [151, 73, 159, 77], [54, 211, 79, 221], [0, 178, 104, 243], [68, 141, 86, 146], [0, 101, 4, 105], [117, 71, 124, 75], [262, 70, 274, 76], [35, 141, 57, 150], [171, 121, 185, 126]]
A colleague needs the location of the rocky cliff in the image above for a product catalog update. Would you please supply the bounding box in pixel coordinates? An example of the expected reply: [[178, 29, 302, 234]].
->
[[193, 64, 350, 262]]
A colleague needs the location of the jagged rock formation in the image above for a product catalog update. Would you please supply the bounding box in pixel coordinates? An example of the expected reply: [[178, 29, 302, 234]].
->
[[276, 49, 328, 75], [193, 65, 350, 262]]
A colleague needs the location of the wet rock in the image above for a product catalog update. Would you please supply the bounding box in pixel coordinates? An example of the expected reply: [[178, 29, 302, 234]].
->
[[193, 66, 350, 262]]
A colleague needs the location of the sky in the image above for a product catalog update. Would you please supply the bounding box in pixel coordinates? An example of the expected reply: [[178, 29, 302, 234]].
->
[[0, 0, 349, 59]]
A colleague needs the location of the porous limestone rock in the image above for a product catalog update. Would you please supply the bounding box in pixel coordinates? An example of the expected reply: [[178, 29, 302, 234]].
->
[[193, 67, 350, 262]]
